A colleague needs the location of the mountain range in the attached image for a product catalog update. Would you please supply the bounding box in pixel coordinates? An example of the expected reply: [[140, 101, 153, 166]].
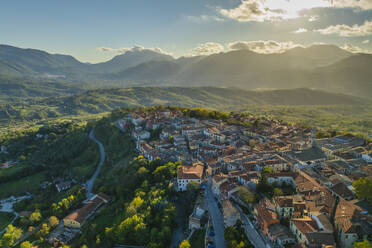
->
[[0, 44, 371, 97]]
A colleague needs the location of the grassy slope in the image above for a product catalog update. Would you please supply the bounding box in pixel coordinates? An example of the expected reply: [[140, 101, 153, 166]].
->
[[0, 212, 15, 230]]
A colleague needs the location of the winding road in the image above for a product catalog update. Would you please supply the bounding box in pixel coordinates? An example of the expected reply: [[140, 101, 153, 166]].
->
[[85, 129, 106, 199]]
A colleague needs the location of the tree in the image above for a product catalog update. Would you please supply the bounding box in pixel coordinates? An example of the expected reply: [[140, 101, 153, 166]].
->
[[262, 166, 273, 175], [353, 178, 372, 203], [179, 240, 191, 248], [354, 240, 372, 248], [49, 216, 59, 228], [29, 210, 41, 224], [237, 186, 254, 204], [0, 225, 23, 247], [20, 241, 33, 248], [273, 188, 283, 196]]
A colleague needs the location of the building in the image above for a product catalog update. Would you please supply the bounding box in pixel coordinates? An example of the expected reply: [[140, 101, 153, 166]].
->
[[177, 163, 203, 191], [290, 217, 319, 244], [63, 193, 111, 229], [254, 198, 280, 234]]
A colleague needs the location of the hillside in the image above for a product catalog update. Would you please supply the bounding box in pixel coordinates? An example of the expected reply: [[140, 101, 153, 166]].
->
[[0, 87, 367, 130]]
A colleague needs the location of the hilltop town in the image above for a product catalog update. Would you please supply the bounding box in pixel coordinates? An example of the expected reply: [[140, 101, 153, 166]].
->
[[116, 108, 372, 248]]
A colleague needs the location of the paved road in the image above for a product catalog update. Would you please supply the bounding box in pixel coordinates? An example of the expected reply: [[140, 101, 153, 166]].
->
[[85, 129, 106, 199], [206, 185, 226, 248], [234, 204, 270, 248]]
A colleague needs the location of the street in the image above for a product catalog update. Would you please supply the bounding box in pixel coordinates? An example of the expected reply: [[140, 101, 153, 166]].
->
[[206, 185, 226, 248], [234, 204, 270, 248]]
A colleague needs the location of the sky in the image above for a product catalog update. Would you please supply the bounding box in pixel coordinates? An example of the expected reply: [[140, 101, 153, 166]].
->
[[1, 0, 372, 63]]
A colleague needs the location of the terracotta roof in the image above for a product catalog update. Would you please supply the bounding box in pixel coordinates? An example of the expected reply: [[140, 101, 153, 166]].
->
[[292, 217, 319, 235], [274, 196, 294, 208], [177, 164, 203, 180], [64, 195, 106, 224]]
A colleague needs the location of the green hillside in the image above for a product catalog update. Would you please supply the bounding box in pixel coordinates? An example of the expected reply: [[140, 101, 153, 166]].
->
[[0, 86, 371, 135]]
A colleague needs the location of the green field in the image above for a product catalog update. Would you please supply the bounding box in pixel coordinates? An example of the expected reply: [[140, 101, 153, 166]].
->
[[0, 171, 46, 198], [0, 212, 15, 231]]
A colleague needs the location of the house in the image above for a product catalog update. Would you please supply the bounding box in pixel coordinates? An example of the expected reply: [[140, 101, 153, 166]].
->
[[334, 200, 366, 248], [189, 206, 205, 230], [63, 193, 111, 229], [274, 196, 294, 219], [305, 232, 336, 248], [362, 152, 372, 163], [55, 180, 72, 192], [290, 216, 319, 244], [177, 163, 203, 191], [267, 223, 296, 246], [330, 182, 354, 200], [267, 172, 297, 187], [212, 173, 228, 196], [254, 198, 280, 235]]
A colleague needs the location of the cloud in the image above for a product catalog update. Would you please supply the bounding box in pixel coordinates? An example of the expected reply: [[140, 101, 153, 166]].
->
[[315, 20, 372, 37], [186, 15, 225, 22], [228, 40, 303, 54], [341, 43, 372, 53], [96, 45, 172, 56], [96, 47, 116, 52], [362, 40, 370, 44], [329, 0, 372, 10], [189, 42, 225, 56], [219, 0, 333, 22], [294, 28, 308, 33], [219, 0, 372, 23], [308, 15, 320, 22]]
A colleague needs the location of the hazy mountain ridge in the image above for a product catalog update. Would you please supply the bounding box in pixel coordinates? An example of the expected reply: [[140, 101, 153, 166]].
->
[[2, 44, 372, 97]]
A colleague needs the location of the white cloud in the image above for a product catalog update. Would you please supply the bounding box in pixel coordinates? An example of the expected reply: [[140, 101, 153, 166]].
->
[[341, 43, 372, 53], [308, 15, 320, 22], [315, 20, 372, 37], [329, 0, 372, 10], [186, 15, 225, 22], [228, 40, 303, 54], [96, 45, 172, 56], [189, 42, 225, 56], [96, 47, 116, 52], [219, 0, 331, 22], [362, 40, 370, 44], [294, 28, 308, 33], [219, 0, 372, 23]]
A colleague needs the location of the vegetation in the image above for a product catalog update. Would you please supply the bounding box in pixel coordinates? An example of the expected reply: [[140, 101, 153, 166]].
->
[[189, 229, 206, 248], [224, 220, 253, 248], [354, 240, 372, 248], [179, 240, 191, 248], [0, 212, 15, 231], [353, 178, 372, 204], [0, 224, 23, 247]]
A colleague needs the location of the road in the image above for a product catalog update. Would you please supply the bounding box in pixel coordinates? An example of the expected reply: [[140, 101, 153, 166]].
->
[[85, 129, 106, 199], [234, 204, 270, 248], [206, 184, 226, 248]]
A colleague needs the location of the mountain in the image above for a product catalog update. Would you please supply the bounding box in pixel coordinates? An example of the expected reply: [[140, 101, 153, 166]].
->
[[92, 49, 174, 73], [282, 44, 351, 66], [110, 60, 181, 80], [0, 44, 86, 77], [3, 44, 372, 97]]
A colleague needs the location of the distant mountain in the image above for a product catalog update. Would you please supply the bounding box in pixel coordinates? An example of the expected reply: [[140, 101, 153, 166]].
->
[[92, 49, 174, 73], [282, 44, 351, 67], [0, 44, 86, 77], [3, 44, 372, 97]]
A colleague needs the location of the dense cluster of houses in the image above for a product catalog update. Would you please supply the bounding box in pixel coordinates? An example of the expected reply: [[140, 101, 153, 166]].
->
[[122, 109, 372, 248]]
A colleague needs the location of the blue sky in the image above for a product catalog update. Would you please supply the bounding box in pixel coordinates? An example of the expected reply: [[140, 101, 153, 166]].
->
[[1, 0, 372, 63]]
